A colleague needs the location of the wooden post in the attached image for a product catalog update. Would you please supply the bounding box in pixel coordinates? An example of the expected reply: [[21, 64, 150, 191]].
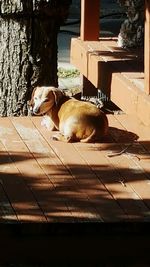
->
[[144, 0, 150, 94], [80, 0, 100, 96], [80, 0, 100, 41]]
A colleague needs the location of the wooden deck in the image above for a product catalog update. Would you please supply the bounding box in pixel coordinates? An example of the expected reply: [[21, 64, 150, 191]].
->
[[0, 114, 150, 223]]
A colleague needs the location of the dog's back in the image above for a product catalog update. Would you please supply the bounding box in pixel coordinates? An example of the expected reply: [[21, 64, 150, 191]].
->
[[58, 98, 108, 142]]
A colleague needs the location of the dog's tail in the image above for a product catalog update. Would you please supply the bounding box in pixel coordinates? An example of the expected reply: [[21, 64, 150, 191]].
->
[[80, 129, 97, 143]]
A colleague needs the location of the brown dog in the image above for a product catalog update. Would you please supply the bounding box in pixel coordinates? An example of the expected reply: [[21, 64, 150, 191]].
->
[[29, 86, 108, 142]]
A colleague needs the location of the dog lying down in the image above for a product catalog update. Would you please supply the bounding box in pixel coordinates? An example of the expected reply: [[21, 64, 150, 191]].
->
[[29, 86, 108, 142]]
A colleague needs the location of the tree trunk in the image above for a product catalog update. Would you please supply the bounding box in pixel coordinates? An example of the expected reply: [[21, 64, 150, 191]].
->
[[0, 0, 72, 116]]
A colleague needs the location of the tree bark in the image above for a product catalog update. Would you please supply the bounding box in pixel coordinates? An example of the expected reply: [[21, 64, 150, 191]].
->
[[0, 0, 72, 116]]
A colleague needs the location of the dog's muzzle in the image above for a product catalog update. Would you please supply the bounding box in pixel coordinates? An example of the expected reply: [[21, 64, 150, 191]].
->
[[33, 106, 40, 114], [27, 104, 40, 116]]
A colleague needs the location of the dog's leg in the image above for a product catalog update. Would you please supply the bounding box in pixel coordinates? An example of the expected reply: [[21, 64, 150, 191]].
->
[[41, 115, 56, 130], [80, 129, 96, 143], [52, 133, 72, 142]]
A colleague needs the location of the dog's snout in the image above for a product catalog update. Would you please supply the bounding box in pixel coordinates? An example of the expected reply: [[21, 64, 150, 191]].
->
[[33, 106, 40, 114]]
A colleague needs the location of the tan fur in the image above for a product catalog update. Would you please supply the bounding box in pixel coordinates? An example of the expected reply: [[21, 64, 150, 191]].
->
[[29, 86, 109, 142]]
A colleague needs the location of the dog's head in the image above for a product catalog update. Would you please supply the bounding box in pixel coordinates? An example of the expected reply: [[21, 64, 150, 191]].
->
[[28, 86, 64, 115]]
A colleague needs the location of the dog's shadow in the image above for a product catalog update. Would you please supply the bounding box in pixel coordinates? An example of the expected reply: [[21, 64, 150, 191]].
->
[[104, 127, 139, 143]]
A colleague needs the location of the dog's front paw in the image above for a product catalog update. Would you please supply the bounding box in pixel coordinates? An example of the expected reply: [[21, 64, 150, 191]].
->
[[52, 133, 72, 142], [52, 134, 60, 141], [41, 117, 47, 127]]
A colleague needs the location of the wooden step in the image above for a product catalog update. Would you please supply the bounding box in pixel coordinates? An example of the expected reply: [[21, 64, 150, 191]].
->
[[70, 38, 150, 126]]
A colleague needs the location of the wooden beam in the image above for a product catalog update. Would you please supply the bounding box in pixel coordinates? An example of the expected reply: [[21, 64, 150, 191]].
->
[[80, 0, 100, 41], [80, 0, 100, 96], [144, 0, 150, 94]]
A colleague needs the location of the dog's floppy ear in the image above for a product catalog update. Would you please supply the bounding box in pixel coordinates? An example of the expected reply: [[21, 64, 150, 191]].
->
[[28, 87, 36, 107], [27, 87, 37, 115], [51, 88, 64, 106]]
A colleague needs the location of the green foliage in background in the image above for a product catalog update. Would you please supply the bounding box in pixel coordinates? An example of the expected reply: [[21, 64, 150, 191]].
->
[[58, 67, 80, 78]]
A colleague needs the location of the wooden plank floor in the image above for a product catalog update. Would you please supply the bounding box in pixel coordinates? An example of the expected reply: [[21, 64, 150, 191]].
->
[[0, 114, 150, 222]]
